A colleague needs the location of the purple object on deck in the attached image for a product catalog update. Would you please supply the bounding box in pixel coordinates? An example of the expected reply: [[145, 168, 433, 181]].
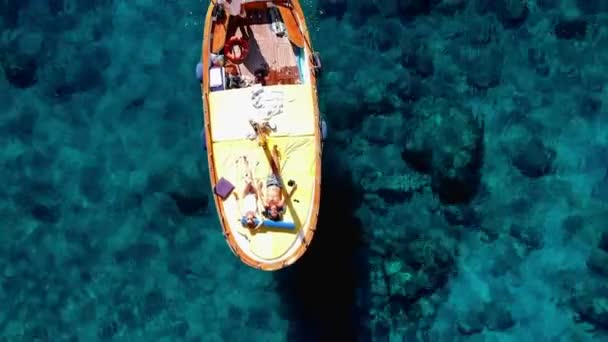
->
[[214, 177, 235, 199]]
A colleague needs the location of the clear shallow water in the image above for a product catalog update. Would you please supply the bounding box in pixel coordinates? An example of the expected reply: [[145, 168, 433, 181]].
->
[[1, 0, 608, 341]]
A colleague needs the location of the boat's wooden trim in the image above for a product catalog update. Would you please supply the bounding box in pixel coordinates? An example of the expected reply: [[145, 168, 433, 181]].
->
[[201, 0, 321, 271], [211, 7, 229, 53], [287, 0, 321, 269], [276, 3, 306, 48]]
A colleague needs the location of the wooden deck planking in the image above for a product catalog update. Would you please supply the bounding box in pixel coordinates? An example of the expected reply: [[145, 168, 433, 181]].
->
[[230, 9, 299, 84]]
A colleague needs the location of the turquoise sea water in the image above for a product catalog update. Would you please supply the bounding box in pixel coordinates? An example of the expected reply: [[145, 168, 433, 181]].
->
[[2, 0, 608, 341]]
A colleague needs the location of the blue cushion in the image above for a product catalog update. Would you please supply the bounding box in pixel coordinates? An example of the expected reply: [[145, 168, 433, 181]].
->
[[240, 217, 296, 230]]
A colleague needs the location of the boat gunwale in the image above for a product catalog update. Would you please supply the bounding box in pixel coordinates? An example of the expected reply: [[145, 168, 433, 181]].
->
[[200, 0, 322, 271]]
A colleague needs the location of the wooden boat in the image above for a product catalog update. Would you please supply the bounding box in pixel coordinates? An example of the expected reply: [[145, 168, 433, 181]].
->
[[199, 0, 323, 271]]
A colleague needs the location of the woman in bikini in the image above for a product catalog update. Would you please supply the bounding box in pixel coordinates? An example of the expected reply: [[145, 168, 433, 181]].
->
[[236, 156, 263, 231], [261, 145, 296, 221]]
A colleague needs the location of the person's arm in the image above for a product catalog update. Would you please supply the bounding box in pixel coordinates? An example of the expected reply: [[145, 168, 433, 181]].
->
[[254, 215, 264, 229], [256, 196, 266, 217], [255, 181, 266, 205]]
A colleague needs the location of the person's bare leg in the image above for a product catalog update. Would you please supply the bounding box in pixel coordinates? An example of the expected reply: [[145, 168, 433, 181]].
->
[[250, 158, 257, 181], [256, 180, 267, 207], [241, 156, 253, 180], [238, 155, 255, 195], [271, 145, 281, 173], [241, 182, 254, 198]]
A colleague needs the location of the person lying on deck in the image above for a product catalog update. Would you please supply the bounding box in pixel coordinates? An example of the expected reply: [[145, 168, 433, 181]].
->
[[236, 156, 264, 233], [261, 145, 297, 221]]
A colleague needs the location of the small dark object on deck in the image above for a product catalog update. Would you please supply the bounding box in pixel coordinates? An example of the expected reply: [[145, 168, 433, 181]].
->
[[254, 64, 269, 85]]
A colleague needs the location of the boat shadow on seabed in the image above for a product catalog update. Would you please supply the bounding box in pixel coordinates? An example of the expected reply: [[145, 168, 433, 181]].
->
[[273, 144, 372, 341]]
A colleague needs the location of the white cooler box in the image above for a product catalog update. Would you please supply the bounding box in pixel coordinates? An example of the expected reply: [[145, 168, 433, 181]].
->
[[210, 67, 225, 92]]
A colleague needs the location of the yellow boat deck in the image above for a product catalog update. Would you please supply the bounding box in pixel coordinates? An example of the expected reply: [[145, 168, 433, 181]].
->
[[208, 84, 319, 264]]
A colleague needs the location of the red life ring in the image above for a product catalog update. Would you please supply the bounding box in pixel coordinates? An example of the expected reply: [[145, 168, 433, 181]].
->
[[224, 36, 249, 64]]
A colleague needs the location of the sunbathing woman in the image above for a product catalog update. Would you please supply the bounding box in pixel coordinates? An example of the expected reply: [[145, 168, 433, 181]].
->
[[261, 145, 297, 221], [236, 156, 264, 232]]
